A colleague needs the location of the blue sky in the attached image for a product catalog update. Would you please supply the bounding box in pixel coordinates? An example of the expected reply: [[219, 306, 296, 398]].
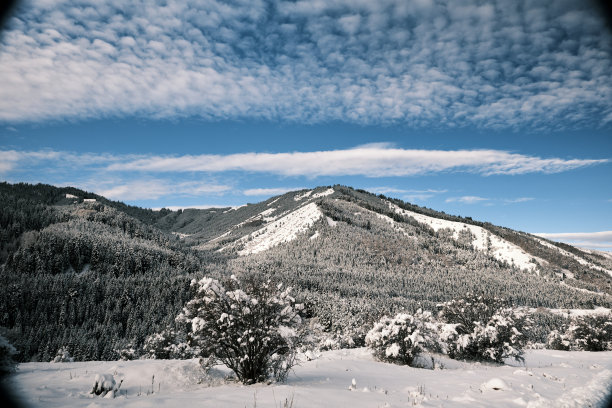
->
[[0, 0, 611, 250]]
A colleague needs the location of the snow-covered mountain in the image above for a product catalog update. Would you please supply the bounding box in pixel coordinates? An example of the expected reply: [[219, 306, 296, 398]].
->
[[161, 185, 611, 295], [2, 182, 611, 363]]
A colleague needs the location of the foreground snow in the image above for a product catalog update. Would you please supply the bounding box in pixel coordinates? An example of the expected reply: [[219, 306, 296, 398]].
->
[[9, 348, 612, 407]]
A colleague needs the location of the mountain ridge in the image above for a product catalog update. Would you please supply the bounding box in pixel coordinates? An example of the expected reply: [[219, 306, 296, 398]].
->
[[1, 181, 611, 361]]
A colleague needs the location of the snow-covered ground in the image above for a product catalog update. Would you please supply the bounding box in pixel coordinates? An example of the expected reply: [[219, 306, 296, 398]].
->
[[9, 348, 612, 407]]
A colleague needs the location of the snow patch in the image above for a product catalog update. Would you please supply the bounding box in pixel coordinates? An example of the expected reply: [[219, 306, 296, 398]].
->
[[387, 202, 539, 271], [223, 204, 247, 213], [373, 211, 412, 238], [311, 188, 335, 199], [258, 207, 279, 222], [267, 197, 281, 206], [294, 190, 312, 201], [231, 202, 323, 255], [212, 208, 282, 244], [532, 307, 611, 318], [533, 237, 612, 277]]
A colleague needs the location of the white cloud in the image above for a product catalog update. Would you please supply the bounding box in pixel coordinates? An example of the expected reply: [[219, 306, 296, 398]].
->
[[502, 197, 534, 203], [367, 187, 447, 195], [1, 147, 606, 180], [367, 186, 448, 201], [151, 205, 231, 211], [106, 146, 607, 177], [535, 231, 612, 242], [0, 0, 610, 129], [446, 196, 535, 204], [96, 180, 231, 200], [243, 187, 305, 196], [445, 196, 489, 204], [535, 231, 612, 252], [403, 193, 435, 202]]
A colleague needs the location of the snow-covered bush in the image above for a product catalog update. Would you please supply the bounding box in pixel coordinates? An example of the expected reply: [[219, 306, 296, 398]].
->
[[366, 309, 434, 366], [546, 329, 571, 351], [569, 313, 612, 351], [319, 326, 369, 351], [117, 343, 137, 361], [439, 295, 529, 363], [0, 335, 17, 377], [90, 373, 122, 398], [438, 294, 506, 335], [177, 274, 303, 384], [548, 313, 612, 351], [51, 346, 74, 363], [142, 329, 198, 360]]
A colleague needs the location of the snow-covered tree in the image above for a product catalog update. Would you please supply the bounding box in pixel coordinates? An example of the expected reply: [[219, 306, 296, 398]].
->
[[177, 274, 303, 384], [366, 309, 434, 366]]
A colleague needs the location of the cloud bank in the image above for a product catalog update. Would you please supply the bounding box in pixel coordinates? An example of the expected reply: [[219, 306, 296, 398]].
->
[[2, 146, 606, 180], [0, 0, 611, 128], [106, 147, 607, 177], [535, 231, 612, 252]]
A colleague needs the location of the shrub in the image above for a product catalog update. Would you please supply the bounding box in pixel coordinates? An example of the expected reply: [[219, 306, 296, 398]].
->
[[365, 309, 434, 366], [548, 313, 612, 351], [177, 274, 303, 384], [569, 313, 612, 351], [547, 329, 571, 351], [117, 343, 137, 361], [439, 295, 529, 363], [438, 294, 506, 335], [142, 329, 198, 360], [90, 373, 122, 398], [51, 346, 74, 363], [0, 335, 17, 377]]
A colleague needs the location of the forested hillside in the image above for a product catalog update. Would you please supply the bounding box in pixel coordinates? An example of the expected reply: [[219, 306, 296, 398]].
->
[[1, 182, 610, 361], [0, 182, 226, 361]]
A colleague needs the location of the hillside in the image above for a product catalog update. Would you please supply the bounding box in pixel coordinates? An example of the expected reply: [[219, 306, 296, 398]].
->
[[1, 182, 611, 361]]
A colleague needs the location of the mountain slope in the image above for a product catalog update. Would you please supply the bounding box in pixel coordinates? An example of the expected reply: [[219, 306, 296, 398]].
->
[[168, 185, 611, 293], [0, 182, 611, 362]]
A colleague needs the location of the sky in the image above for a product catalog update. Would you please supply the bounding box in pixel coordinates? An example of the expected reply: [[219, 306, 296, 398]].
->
[[0, 0, 611, 251]]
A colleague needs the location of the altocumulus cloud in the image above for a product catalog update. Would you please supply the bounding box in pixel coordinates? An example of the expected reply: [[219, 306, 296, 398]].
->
[[0, 0, 611, 129]]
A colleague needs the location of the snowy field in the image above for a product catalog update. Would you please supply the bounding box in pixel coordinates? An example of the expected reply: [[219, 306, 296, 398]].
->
[[8, 348, 612, 407]]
